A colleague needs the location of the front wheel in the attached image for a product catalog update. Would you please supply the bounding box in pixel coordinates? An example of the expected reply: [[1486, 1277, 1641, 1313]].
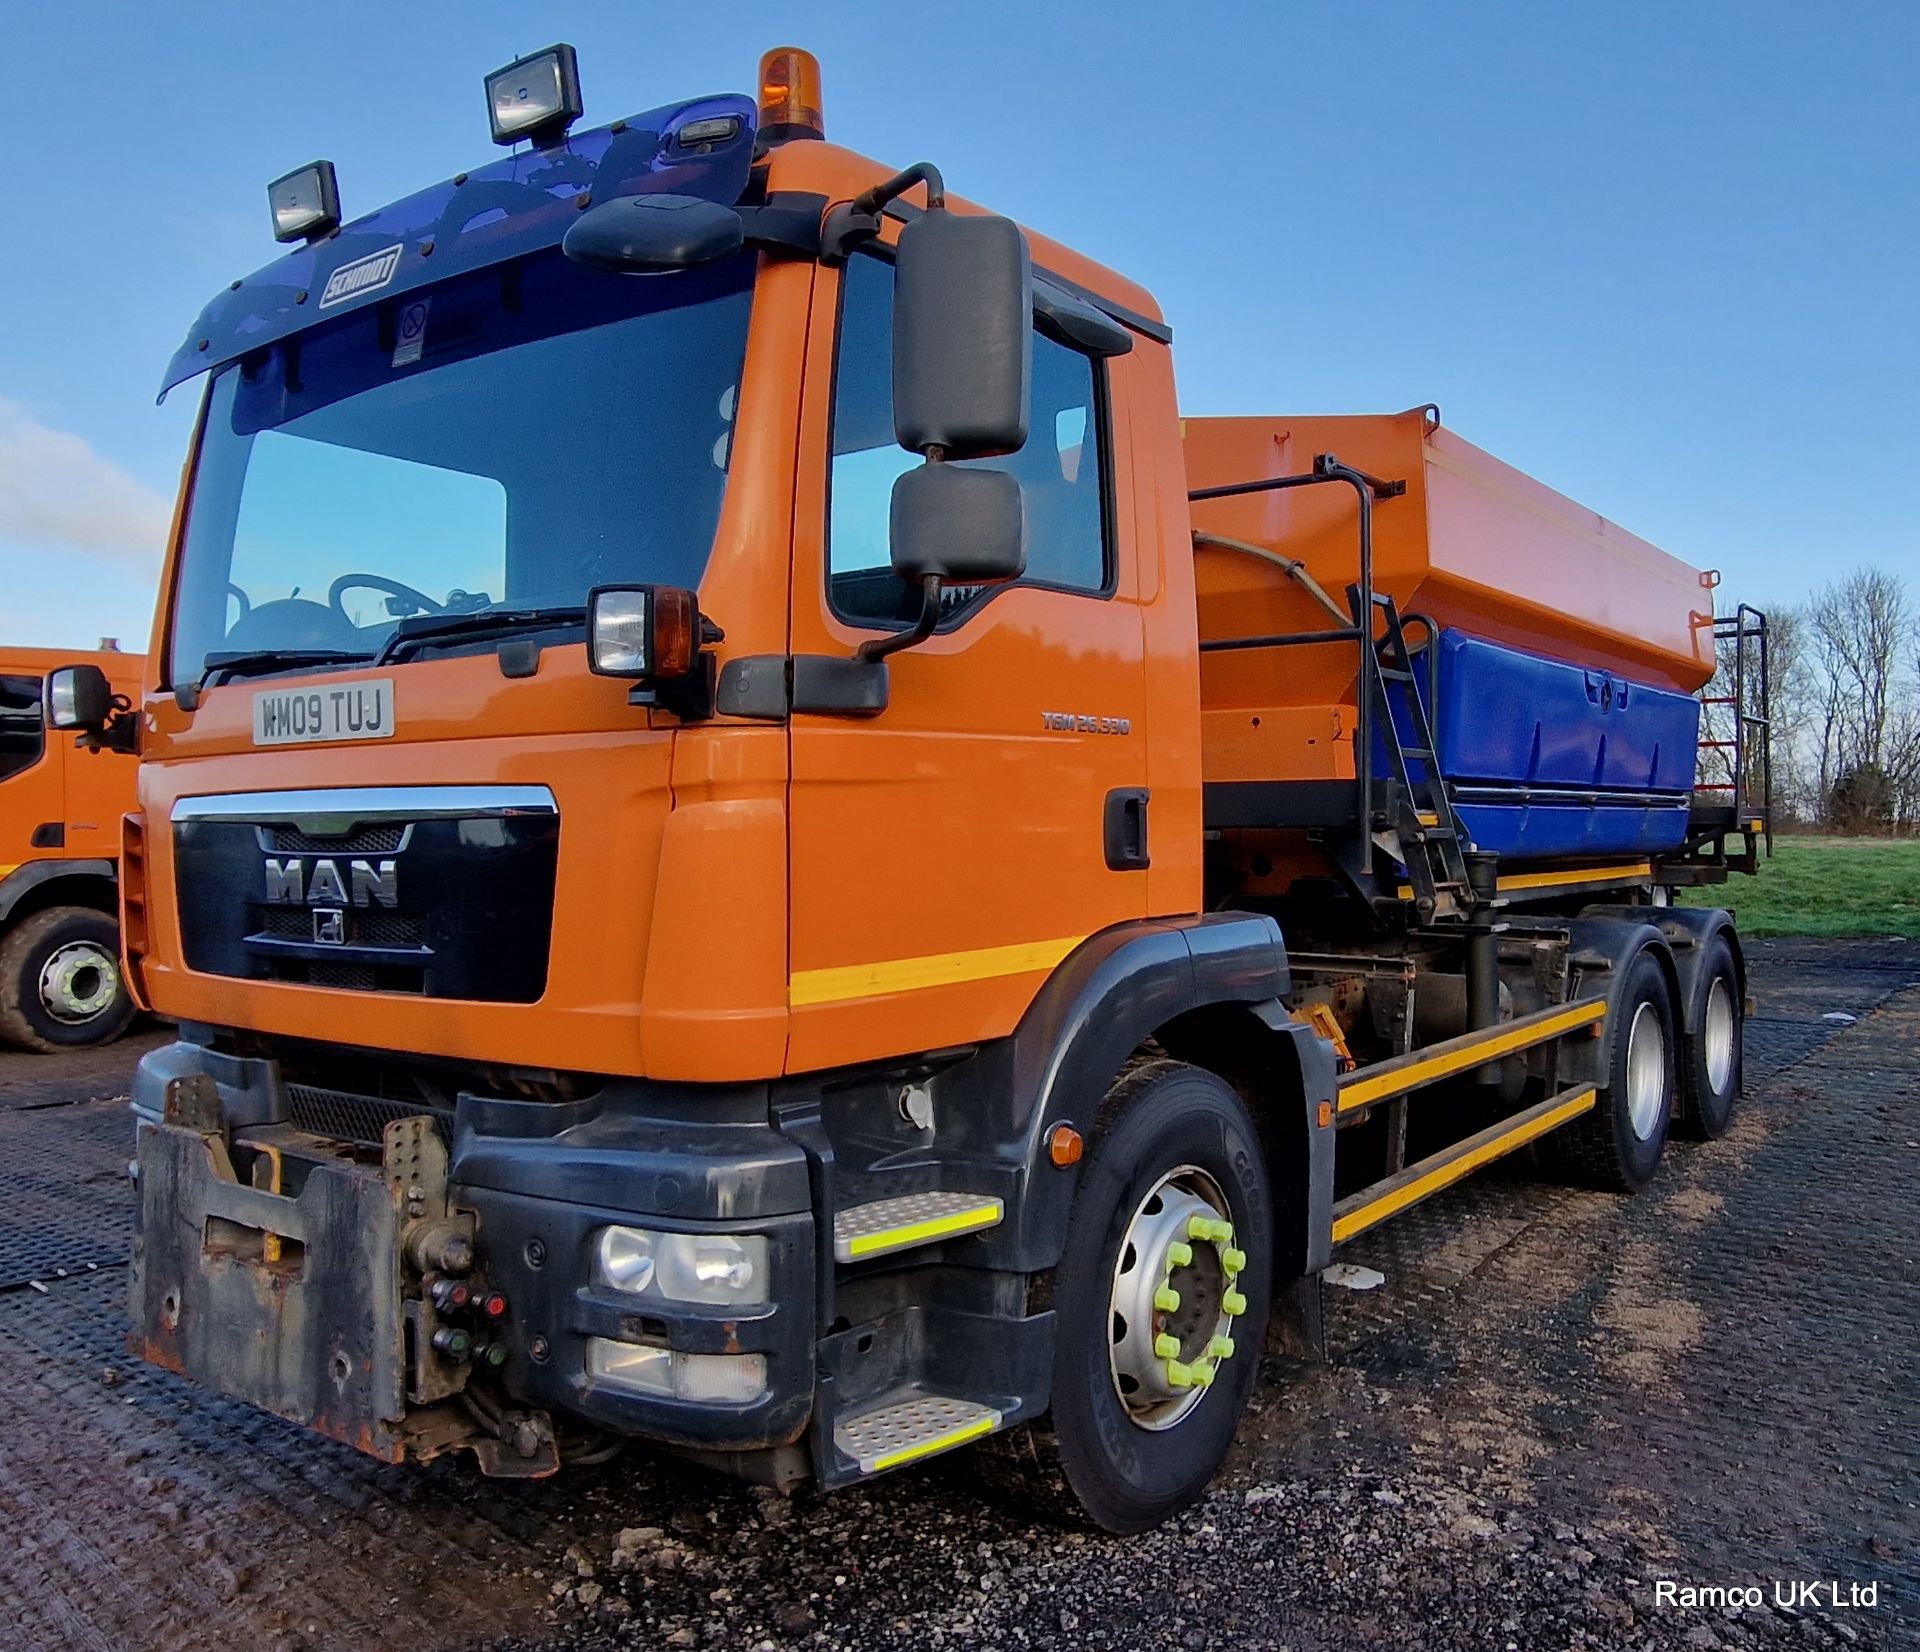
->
[[0, 906, 136, 1053], [985, 1059, 1274, 1533]]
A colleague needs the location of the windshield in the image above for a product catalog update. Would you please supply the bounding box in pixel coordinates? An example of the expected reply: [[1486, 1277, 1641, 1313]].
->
[[168, 249, 754, 684]]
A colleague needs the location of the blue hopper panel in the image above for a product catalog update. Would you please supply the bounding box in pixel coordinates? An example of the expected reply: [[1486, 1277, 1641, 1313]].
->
[[1381, 631, 1700, 862]]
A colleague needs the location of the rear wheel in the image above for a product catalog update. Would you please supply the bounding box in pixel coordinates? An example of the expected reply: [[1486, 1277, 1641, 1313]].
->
[[981, 1059, 1273, 1533], [0, 906, 135, 1053], [1675, 936, 1741, 1140], [1554, 950, 1676, 1191]]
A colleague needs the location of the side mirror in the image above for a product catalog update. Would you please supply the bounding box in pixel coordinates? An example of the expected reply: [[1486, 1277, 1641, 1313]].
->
[[47, 664, 114, 732], [562, 194, 744, 274], [47, 664, 136, 753], [891, 208, 1032, 460], [890, 465, 1024, 586]]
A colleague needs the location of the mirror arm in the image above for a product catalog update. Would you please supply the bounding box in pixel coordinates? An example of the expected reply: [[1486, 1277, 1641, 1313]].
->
[[856, 572, 944, 664], [853, 161, 946, 216]]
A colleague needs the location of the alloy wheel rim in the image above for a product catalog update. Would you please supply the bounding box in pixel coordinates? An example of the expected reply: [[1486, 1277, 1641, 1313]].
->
[[1625, 1000, 1668, 1140], [39, 941, 119, 1024], [1107, 1165, 1246, 1432], [1703, 977, 1736, 1095]]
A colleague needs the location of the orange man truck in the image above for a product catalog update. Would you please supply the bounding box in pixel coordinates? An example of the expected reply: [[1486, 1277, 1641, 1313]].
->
[[0, 646, 141, 1051], [56, 46, 1770, 1531]]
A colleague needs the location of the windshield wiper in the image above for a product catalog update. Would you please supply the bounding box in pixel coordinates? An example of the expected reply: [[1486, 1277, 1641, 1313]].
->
[[200, 649, 372, 688], [373, 605, 586, 665]]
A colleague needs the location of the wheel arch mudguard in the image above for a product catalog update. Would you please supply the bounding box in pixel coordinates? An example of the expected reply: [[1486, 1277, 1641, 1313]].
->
[[1577, 903, 1744, 1038], [1561, 914, 1682, 1090], [0, 859, 117, 927], [999, 913, 1338, 1279]]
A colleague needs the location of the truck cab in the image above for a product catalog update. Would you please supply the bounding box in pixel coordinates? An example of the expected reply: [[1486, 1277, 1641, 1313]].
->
[[0, 645, 140, 1050], [87, 46, 1760, 1532]]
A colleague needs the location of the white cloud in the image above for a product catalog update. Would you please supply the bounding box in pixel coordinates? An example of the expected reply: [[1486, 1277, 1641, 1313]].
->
[[0, 397, 170, 560]]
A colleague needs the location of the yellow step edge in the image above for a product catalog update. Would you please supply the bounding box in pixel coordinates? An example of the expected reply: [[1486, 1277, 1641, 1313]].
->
[[868, 1411, 1000, 1473], [837, 1199, 1005, 1263]]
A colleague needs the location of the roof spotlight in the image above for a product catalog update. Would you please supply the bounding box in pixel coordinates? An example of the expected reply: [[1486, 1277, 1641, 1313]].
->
[[267, 160, 341, 244], [486, 43, 584, 147]]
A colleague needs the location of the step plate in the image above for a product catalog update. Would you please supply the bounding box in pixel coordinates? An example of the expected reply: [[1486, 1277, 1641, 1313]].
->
[[835, 1391, 1003, 1475], [832, 1191, 1004, 1264]]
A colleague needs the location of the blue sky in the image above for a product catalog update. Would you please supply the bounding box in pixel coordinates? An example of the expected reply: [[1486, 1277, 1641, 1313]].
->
[[2, 0, 1914, 650]]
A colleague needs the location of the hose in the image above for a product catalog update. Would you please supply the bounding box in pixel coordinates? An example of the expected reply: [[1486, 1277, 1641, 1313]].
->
[[1191, 531, 1352, 627]]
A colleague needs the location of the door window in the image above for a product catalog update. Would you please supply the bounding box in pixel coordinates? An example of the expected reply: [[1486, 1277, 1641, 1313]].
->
[[828, 253, 1110, 626], [0, 676, 45, 783]]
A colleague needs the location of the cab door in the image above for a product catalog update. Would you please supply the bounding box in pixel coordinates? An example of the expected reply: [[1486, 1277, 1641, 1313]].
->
[[785, 251, 1151, 1074], [0, 671, 60, 875]]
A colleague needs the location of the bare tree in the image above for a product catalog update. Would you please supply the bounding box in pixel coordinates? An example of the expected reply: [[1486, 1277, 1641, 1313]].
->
[[1810, 569, 1909, 786]]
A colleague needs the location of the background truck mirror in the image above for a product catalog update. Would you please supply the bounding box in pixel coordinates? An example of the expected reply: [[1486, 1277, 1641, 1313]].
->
[[46, 664, 114, 732], [889, 461, 1025, 585], [891, 209, 1033, 460]]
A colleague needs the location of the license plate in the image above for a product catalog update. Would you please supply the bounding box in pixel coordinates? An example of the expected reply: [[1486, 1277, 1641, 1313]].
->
[[252, 678, 395, 746]]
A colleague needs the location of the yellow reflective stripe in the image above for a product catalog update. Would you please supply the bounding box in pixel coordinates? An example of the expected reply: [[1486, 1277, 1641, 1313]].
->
[[1395, 860, 1653, 900], [1331, 1086, 1597, 1244], [790, 934, 1084, 1008], [0, 863, 18, 878], [1338, 999, 1605, 1113], [844, 1202, 1003, 1260], [869, 1411, 998, 1473]]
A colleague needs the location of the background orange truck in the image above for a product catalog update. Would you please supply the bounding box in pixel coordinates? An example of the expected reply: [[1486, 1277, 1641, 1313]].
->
[[0, 645, 141, 1051], [52, 45, 1770, 1532]]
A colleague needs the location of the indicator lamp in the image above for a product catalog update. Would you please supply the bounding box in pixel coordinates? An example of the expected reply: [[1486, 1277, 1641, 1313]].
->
[[757, 46, 824, 144], [486, 43, 584, 147], [267, 160, 341, 244]]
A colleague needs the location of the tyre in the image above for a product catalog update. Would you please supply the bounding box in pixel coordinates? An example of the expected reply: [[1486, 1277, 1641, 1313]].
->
[[981, 1059, 1274, 1533], [1554, 949, 1676, 1191], [1674, 935, 1741, 1140], [0, 906, 136, 1054]]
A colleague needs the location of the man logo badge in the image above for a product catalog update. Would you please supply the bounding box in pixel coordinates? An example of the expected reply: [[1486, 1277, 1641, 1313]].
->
[[318, 243, 404, 309], [313, 909, 346, 946]]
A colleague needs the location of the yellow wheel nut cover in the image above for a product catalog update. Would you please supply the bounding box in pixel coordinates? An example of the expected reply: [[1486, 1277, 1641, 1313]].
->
[[1166, 1359, 1194, 1389], [1191, 1360, 1215, 1387], [1166, 1240, 1193, 1268], [1222, 1289, 1248, 1317], [1153, 1332, 1180, 1359], [1207, 1334, 1235, 1361], [1220, 1247, 1247, 1275], [1153, 1285, 1181, 1313]]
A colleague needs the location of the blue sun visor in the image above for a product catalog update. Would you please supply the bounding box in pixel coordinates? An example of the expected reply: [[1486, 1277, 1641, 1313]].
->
[[160, 94, 757, 401]]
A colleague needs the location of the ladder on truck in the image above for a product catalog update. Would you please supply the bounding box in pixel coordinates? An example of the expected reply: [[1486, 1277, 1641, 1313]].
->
[[1360, 592, 1473, 922], [1190, 448, 1481, 924], [1670, 602, 1771, 877]]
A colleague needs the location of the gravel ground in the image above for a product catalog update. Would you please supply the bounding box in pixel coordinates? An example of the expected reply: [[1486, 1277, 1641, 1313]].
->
[[0, 940, 1913, 1652]]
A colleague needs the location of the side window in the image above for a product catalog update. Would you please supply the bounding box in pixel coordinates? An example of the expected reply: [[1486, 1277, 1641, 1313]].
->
[[0, 676, 45, 784], [828, 254, 1109, 626]]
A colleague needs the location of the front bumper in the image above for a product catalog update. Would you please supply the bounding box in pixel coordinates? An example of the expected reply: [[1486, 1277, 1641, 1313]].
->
[[129, 1040, 818, 1462]]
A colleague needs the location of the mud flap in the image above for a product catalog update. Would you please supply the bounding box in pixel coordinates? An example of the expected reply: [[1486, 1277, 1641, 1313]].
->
[[130, 1098, 414, 1462]]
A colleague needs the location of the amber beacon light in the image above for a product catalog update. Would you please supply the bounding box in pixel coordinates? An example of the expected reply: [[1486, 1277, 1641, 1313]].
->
[[757, 46, 824, 143]]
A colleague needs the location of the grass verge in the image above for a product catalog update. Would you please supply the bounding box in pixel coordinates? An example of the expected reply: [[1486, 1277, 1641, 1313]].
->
[[1682, 835, 1920, 938]]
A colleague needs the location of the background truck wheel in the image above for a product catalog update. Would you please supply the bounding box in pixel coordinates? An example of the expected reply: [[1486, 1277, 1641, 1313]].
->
[[0, 906, 135, 1054], [980, 1059, 1274, 1534], [1674, 935, 1741, 1140], [1552, 950, 1676, 1191]]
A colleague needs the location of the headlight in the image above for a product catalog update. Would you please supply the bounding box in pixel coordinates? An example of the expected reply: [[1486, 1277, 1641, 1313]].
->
[[586, 1338, 768, 1404], [593, 1225, 768, 1306]]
